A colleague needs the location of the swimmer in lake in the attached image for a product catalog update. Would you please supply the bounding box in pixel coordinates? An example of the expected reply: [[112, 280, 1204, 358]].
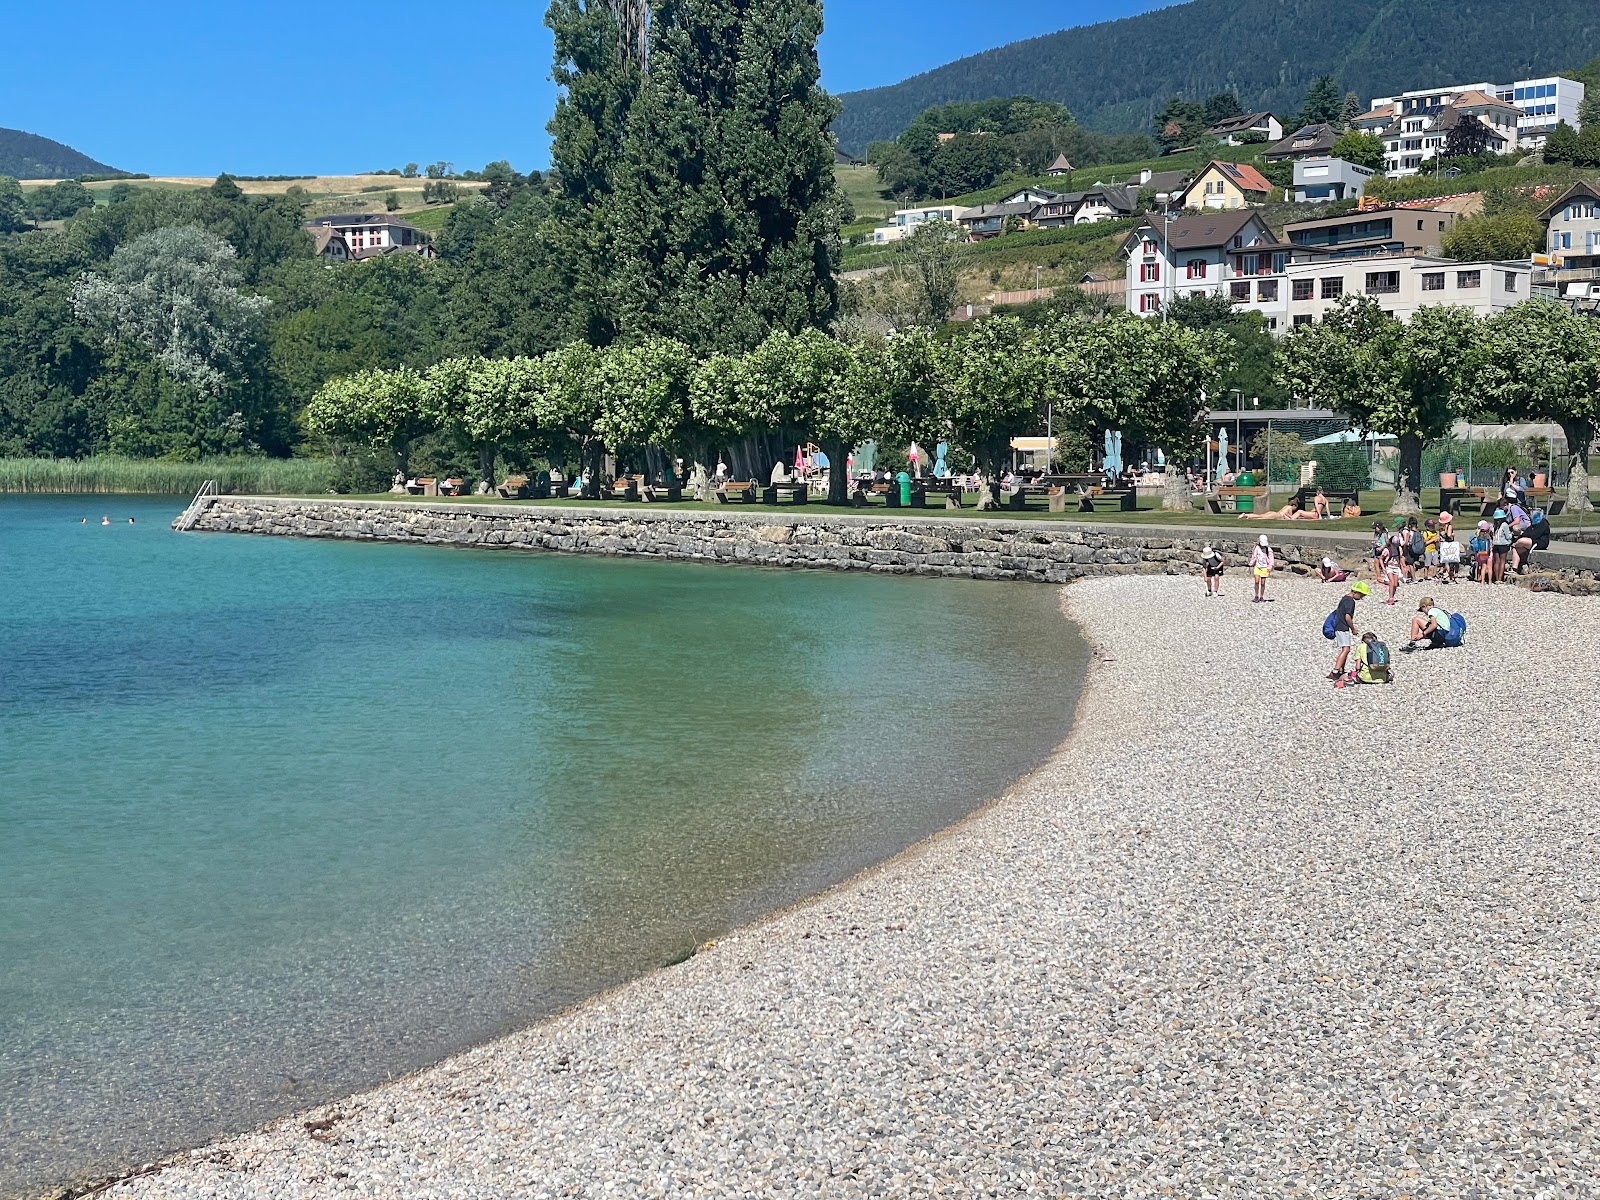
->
[[101, 516, 110, 526]]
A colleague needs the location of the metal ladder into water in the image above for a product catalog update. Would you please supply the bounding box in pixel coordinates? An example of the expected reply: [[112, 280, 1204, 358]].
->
[[173, 479, 218, 531]]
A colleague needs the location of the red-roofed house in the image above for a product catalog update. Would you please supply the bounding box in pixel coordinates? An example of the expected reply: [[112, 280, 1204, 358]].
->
[[1181, 160, 1277, 210]]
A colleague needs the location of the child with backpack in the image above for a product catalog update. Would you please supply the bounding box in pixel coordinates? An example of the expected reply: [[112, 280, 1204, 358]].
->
[[1469, 521, 1492, 583], [1325, 579, 1369, 679], [1404, 596, 1452, 650], [1338, 632, 1392, 687], [1422, 520, 1440, 581]]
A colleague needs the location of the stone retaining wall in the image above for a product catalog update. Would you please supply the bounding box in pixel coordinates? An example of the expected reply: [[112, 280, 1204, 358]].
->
[[181, 498, 1600, 590]]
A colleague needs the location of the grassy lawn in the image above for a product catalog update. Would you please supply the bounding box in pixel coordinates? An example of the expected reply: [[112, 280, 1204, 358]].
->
[[835, 164, 895, 224]]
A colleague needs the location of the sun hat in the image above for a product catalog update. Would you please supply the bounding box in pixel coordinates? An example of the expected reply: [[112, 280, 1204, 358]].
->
[[1493, 508, 1506, 519], [1351, 580, 1370, 596], [1258, 534, 1269, 546], [1438, 511, 1451, 521], [1202, 544, 1213, 555], [1478, 520, 1491, 531], [1322, 555, 1335, 567]]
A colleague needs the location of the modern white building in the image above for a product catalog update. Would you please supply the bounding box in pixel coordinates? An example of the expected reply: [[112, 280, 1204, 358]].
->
[[302, 215, 434, 260], [1125, 208, 1531, 329], [1293, 156, 1375, 203], [870, 204, 971, 244], [1368, 75, 1584, 165]]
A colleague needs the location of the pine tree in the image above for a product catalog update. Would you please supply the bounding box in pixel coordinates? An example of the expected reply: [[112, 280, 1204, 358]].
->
[[545, 0, 644, 345], [1341, 91, 1362, 131], [1296, 75, 1343, 129], [607, 0, 847, 354]]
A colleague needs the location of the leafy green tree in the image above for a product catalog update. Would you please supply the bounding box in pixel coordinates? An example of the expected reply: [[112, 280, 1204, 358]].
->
[[210, 173, 243, 200], [1469, 299, 1600, 511], [594, 337, 697, 468], [1332, 130, 1385, 169], [73, 224, 271, 400], [1543, 120, 1583, 164], [742, 328, 875, 502], [30, 179, 96, 221], [1579, 91, 1600, 131], [428, 355, 545, 487], [607, 0, 847, 353], [1441, 210, 1543, 261], [1163, 291, 1282, 404], [305, 365, 437, 475], [933, 316, 1044, 505], [0, 175, 29, 233], [892, 220, 969, 329], [1295, 75, 1344, 128], [1154, 97, 1206, 151], [535, 340, 607, 493], [403, 163, 419, 178], [434, 186, 563, 361], [384, 191, 401, 212], [1278, 296, 1479, 508]]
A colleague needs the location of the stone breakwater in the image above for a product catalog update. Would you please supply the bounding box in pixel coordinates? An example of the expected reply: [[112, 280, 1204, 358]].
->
[[181, 497, 1434, 584], [106, 577, 1600, 1198]]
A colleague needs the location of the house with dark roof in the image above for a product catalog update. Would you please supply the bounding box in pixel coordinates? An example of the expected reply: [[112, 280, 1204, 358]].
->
[[307, 225, 350, 261], [1180, 160, 1276, 210], [1282, 202, 1469, 261], [1072, 183, 1137, 224], [1122, 209, 1279, 316], [1045, 153, 1073, 176], [1264, 123, 1339, 161], [956, 200, 1037, 240], [1204, 111, 1283, 146], [302, 214, 435, 261]]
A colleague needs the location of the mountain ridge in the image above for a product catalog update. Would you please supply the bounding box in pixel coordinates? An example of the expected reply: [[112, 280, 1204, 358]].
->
[[0, 128, 119, 179], [833, 0, 1600, 152]]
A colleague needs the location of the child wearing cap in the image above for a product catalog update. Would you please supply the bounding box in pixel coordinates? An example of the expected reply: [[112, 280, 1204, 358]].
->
[[1328, 579, 1369, 679], [1317, 555, 1348, 583], [1248, 534, 1274, 603], [1490, 507, 1514, 583], [1201, 544, 1224, 596], [1405, 596, 1452, 650]]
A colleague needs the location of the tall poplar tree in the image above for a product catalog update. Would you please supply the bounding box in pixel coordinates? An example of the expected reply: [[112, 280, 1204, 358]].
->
[[545, 0, 643, 346], [607, 0, 847, 354]]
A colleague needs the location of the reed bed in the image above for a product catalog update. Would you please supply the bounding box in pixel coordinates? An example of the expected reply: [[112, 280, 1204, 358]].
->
[[0, 457, 335, 495]]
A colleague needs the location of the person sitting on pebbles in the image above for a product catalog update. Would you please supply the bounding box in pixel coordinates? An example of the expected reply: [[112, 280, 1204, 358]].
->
[[1403, 596, 1452, 652], [1338, 632, 1394, 687], [1318, 555, 1349, 583]]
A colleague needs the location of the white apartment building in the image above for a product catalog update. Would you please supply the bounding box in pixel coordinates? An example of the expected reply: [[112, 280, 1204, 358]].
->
[[1369, 75, 1584, 172], [1125, 211, 1531, 329], [870, 204, 970, 244]]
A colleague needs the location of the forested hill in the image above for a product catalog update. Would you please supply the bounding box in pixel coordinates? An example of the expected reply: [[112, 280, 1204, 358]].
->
[[0, 128, 118, 178], [834, 0, 1600, 151]]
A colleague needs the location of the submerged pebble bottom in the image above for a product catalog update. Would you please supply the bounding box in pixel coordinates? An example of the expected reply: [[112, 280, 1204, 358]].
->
[[0, 496, 1084, 1199], [107, 575, 1600, 1199]]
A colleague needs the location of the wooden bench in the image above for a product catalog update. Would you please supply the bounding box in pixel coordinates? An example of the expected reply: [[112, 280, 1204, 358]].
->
[[1438, 486, 1486, 516], [1059, 473, 1105, 493], [714, 480, 758, 504], [1078, 487, 1135, 513], [496, 474, 530, 499], [641, 480, 682, 502], [1207, 485, 1268, 513], [763, 482, 809, 505], [406, 477, 438, 496], [1525, 486, 1553, 511], [1291, 486, 1358, 515], [1006, 486, 1067, 513], [609, 477, 640, 501]]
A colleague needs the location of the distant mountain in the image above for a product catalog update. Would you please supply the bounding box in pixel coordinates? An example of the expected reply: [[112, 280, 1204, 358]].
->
[[0, 128, 119, 179], [834, 0, 1600, 151]]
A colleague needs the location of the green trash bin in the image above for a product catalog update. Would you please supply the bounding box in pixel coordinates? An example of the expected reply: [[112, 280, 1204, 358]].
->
[[896, 470, 912, 506], [1236, 493, 1256, 512]]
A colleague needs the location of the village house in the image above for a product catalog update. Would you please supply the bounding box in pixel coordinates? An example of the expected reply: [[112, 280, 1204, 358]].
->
[[870, 203, 972, 244], [1535, 181, 1600, 296], [1180, 160, 1276, 210], [1281, 199, 1473, 260], [1045, 154, 1073, 176], [1264, 122, 1339, 161], [1121, 209, 1281, 317], [1204, 111, 1283, 146], [303, 214, 435, 260]]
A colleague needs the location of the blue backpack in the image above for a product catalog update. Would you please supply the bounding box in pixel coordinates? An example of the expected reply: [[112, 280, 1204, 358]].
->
[[1444, 612, 1467, 647], [1322, 610, 1340, 639]]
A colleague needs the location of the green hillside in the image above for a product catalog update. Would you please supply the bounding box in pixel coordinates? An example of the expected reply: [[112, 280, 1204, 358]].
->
[[0, 128, 119, 179], [834, 0, 1600, 151]]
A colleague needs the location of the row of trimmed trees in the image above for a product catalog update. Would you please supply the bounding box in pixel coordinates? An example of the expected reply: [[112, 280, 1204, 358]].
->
[[305, 313, 1232, 505], [1279, 296, 1600, 511]]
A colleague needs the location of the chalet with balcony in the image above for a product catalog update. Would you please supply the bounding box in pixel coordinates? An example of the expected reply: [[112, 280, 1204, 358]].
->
[[1121, 209, 1278, 316]]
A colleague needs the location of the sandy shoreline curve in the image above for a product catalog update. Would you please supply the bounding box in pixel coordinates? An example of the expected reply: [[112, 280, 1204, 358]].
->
[[97, 575, 1600, 1198]]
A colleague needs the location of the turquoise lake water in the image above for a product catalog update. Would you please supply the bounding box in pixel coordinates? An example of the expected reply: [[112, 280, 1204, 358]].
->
[[0, 495, 1085, 1196]]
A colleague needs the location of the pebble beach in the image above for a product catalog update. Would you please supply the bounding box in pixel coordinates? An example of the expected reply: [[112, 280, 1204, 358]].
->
[[103, 573, 1600, 1199]]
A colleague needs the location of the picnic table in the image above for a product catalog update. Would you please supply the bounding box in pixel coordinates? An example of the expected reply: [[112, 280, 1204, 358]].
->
[[1005, 486, 1068, 513], [1207, 485, 1268, 513], [763, 481, 809, 505], [714, 480, 758, 504], [1077, 487, 1136, 513], [1439, 486, 1487, 516]]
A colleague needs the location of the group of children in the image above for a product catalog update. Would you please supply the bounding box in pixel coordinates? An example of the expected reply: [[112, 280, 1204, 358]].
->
[[1324, 580, 1465, 688]]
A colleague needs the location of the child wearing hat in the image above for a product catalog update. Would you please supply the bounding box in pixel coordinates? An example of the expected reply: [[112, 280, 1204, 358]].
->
[[1201, 544, 1224, 596], [1470, 520, 1493, 583], [1328, 579, 1370, 679], [1248, 534, 1274, 602]]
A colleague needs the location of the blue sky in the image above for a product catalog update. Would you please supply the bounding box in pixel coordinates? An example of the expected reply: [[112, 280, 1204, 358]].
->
[[0, 0, 1174, 176]]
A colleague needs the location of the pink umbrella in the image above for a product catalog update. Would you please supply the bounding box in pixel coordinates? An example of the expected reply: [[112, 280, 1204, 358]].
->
[[795, 445, 806, 476]]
